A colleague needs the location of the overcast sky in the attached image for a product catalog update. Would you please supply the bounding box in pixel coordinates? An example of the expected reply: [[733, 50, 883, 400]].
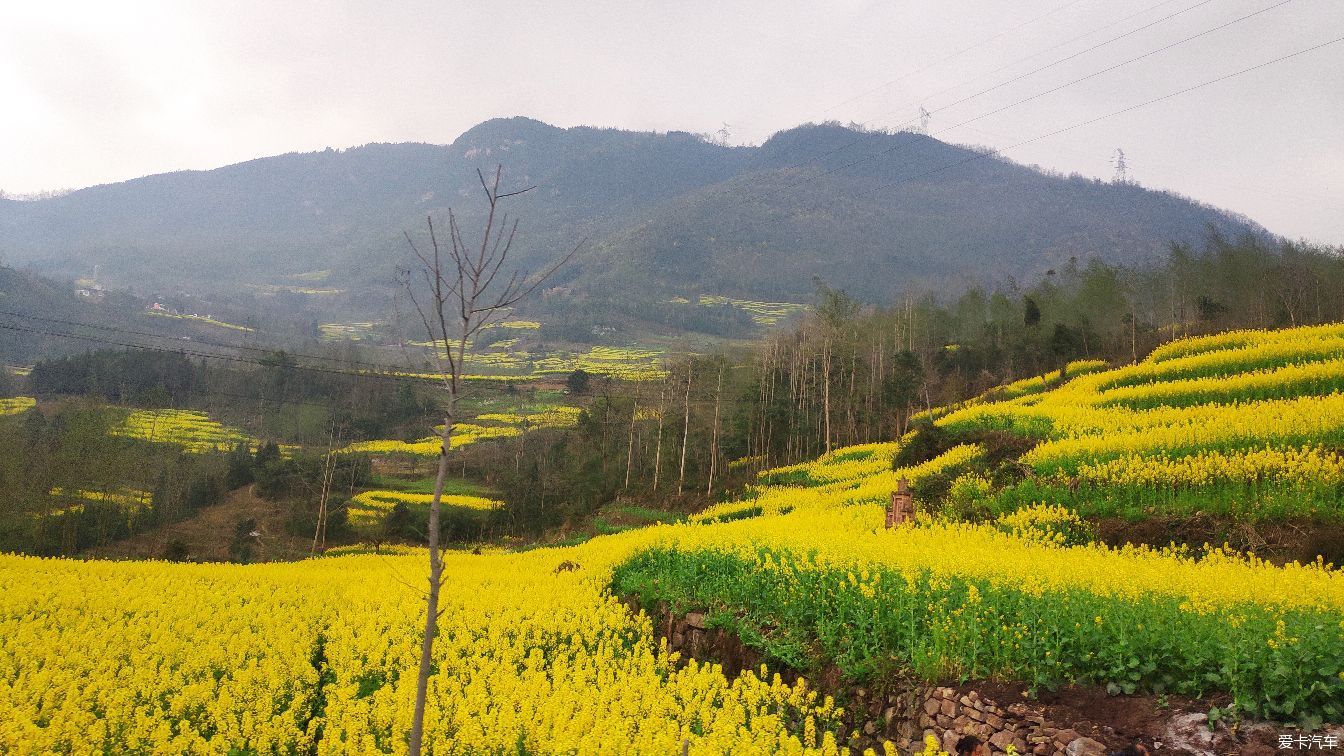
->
[[3, 0, 1342, 242]]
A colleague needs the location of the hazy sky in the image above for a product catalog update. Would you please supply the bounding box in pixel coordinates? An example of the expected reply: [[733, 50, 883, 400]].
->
[[3, 0, 1342, 242]]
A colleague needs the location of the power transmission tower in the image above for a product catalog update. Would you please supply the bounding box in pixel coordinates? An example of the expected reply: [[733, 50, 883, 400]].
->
[[918, 106, 931, 133], [1112, 148, 1130, 184]]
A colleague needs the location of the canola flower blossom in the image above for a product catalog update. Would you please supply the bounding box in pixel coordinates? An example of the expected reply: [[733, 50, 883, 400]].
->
[[338, 407, 582, 457], [6, 503, 1339, 752], [934, 323, 1344, 473], [6, 324, 1344, 749], [346, 490, 504, 526], [1070, 446, 1344, 488], [0, 396, 35, 416], [111, 409, 253, 453]]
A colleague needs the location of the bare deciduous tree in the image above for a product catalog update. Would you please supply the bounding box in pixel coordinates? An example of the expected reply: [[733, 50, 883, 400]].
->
[[400, 165, 579, 755]]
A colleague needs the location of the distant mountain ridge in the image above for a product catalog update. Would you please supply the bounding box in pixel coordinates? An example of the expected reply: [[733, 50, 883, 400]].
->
[[0, 117, 1265, 310]]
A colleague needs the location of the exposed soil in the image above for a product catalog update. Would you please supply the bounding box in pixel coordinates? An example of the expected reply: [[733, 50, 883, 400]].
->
[[87, 485, 314, 562], [1094, 515, 1344, 566]]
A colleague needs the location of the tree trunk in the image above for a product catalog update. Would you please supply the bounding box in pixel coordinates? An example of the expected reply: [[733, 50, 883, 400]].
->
[[409, 412, 454, 755], [677, 368, 692, 495], [652, 384, 666, 492], [624, 399, 638, 489], [822, 338, 832, 455], [707, 364, 723, 498]]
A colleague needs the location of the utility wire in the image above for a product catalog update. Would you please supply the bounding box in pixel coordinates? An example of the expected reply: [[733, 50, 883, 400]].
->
[[777, 0, 1210, 177], [819, 0, 1092, 116], [0, 320, 429, 386], [758, 0, 1296, 203], [851, 34, 1344, 199]]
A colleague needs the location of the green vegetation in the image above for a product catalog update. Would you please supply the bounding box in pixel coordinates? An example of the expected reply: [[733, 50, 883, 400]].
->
[[614, 546, 1342, 723]]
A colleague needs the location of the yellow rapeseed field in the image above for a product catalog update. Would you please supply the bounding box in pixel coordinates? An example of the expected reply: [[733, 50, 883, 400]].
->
[[5, 323, 1344, 750]]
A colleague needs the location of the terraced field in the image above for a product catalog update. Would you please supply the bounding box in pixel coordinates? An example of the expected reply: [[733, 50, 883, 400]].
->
[[2, 324, 1342, 754], [338, 405, 582, 458]]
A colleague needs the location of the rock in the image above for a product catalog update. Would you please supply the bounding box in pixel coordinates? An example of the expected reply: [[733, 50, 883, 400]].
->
[[855, 687, 868, 700], [1012, 736, 1029, 754], [941, 698, 958, 717], [1053, 729, 1081, 745], [925, 698, 941, 717], [685, 611, 706, 629], [920, 713, 935, 729], [961, 695, 976, 707], [1162, 712, 1217, 756], [1064, 737, 1106, 756], [966, 708, 984, 723], [1007, 703, 1030, 716], [864, 721, 878, 736], [985, 713, 1005, 730], [990, 731, 1016, 750], [1032, 745, 1050, 756], [883, 706, 898, 726]]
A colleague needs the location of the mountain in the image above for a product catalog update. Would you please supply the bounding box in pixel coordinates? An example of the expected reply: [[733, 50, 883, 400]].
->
[[0, 118, 1265, 314]]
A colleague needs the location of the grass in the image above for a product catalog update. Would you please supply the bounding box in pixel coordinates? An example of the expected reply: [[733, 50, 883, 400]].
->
[[367, 475, 489, 497]]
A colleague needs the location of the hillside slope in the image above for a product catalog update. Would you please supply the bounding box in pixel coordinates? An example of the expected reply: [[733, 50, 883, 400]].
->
[[0, 119, 1264, 309], [0, 324, 1340, 756]]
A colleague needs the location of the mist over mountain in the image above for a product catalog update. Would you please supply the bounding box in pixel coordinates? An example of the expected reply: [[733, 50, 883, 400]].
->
[[0, 117, 1264, 312]]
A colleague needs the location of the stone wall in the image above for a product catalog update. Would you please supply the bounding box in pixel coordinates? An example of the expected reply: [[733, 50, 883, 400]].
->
[[651, 603, 1108, 756]]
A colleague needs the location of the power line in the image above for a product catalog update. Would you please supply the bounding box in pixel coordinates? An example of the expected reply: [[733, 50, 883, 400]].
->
[[776, 0, 1209, 177], [0, 320, 429, 386], [819, 0, 1093, 117], [0, 309, 420, 373], [756, 0, 1296, 203], [852, 34, 1344, 199]]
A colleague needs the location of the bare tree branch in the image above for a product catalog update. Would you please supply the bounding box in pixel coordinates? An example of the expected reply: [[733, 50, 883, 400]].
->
[[404, 165, 580, 756]]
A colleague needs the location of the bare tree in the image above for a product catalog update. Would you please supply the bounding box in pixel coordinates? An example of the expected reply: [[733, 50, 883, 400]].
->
[[400, 165, 579, 755]]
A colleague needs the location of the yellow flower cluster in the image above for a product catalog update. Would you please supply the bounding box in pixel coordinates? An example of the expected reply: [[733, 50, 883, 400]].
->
[[1022, 395, 1344, 467], [758, 443, 901, 485], [0, 544, 843, 754], [692, 444, 978, 523], [0, 396, 35, 416], [48, 486, 153, 512], [991, 359, 1109, 400], [339, 407, 581, 458], [993, 504, 1088, 547], [1071, 446, 1344, 488], [1144, 322, 1344, 364], [111, 409, 252, 453], [319, 321, 378, 341], [935, 322, 1344, 471], [532, 346, 668, 381], [346, 490, 504, 526], [8, 324, 1344, 752], [696, 295, 810, 326]]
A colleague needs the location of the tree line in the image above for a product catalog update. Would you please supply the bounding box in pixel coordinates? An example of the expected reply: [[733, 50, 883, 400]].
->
[[477, 231, 1344, 532]]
